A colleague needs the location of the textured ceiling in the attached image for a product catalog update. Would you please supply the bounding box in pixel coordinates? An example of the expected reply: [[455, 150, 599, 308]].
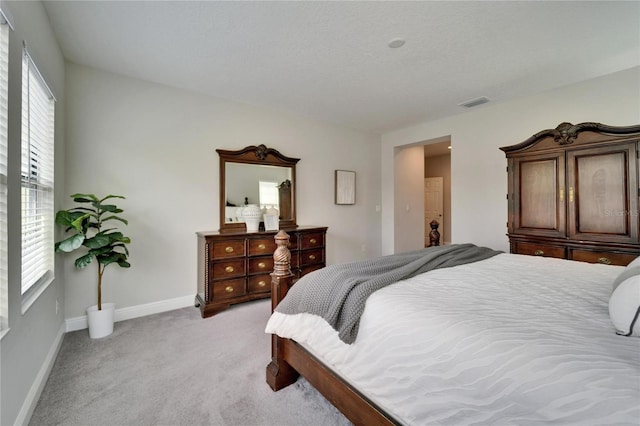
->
[[42, 1, 640, 134]]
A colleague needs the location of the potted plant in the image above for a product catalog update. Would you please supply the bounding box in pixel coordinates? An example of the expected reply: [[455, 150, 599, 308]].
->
[[55, 193, 131, 338]]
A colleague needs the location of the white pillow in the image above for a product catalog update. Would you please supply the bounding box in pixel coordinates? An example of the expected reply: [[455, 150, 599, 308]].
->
[[609, 275, 640, 337], [626, 255, 640, 269], [611, 261, 640, 292]]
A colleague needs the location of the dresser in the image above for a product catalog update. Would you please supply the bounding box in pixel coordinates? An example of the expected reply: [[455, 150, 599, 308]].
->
[[196, 226, 327, 318], [500, 122, 640, 266]]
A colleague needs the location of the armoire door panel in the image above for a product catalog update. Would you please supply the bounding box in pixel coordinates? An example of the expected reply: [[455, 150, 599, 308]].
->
[[567, 143, 637, 242], [575, 151, 627, 234], [512, 154, 565, 237], [520, 160, 557, 229]]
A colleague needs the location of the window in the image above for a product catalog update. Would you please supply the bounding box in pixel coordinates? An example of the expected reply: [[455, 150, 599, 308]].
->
[[21, 48, 55, 303], [258, 180, 279, 210], [0, 20, 8, 329]]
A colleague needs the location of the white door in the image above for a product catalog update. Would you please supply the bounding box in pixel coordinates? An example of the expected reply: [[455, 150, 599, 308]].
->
[[424, 177, 444, 246]]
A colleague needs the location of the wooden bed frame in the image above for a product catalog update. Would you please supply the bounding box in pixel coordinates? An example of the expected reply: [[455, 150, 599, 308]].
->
[[264, 122, 639, 424], [265, 230, 399, 426]]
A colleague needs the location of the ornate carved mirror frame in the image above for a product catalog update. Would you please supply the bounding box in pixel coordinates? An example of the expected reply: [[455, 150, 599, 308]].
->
[[217, 144, 300, 233]]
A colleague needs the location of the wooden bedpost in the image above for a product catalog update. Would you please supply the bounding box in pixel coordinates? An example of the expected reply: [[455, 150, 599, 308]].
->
[[266, 230, 300, 390], [428, 220, 441, 247]]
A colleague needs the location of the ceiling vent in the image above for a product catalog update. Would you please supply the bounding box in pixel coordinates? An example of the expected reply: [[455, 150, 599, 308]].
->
[[459, 96, 490, 108]]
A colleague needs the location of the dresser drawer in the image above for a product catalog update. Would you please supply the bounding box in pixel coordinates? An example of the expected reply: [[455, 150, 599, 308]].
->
[[248, 238, 276, 257], [570, 249, 637, 266], [211, 259, 245, 279], [248, 256, 274, 275], [301, 263, 324, 276], [248, 274, 270, 293], [300, 233, 324, 250], [288, 234, 299, 251], [211, 240, 245, 259], [300, 248, 324, 266], [211, 279, 246, 301], [290, 252, 299, 269], [513, 242, 566, 259]]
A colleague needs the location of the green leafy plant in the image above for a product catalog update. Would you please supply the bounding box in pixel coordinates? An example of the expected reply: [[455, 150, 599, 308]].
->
[[55, 193, 131, 310]]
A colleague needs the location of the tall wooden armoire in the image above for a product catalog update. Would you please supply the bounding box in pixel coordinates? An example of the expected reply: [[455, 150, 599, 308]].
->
[[500, 122, 640, 266]]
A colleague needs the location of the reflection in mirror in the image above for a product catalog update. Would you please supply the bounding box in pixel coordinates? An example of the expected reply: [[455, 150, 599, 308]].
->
[[224, 163, 292, 223]]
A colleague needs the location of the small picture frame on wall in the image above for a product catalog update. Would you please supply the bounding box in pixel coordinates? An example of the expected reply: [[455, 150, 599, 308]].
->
[[335, 170, 356, 205]]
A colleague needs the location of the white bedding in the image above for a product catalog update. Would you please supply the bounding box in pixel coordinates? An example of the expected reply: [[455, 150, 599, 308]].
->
[[265, 253, 640, 425]]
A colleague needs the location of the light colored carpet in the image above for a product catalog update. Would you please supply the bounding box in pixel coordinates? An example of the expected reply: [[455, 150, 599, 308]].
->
[[29, 299, 351, 426]]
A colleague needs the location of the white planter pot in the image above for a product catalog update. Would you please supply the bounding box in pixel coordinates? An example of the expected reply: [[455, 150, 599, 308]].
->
[[86, 303, 115, 339], [242, 204, 262, 232]]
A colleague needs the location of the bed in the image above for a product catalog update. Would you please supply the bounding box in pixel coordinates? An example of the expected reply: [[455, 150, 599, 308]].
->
[[264, 232, 640, 425]]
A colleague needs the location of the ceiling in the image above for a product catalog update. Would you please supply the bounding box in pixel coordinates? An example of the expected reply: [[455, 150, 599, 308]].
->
[[424, 141, 451, 158], [42, 1, 640, 134]]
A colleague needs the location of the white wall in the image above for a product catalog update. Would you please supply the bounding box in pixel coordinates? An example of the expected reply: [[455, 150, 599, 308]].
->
[[393, 145, 424, 253], [63, 63, 382, 320], [381, 67, 640, 255], [1, 2, 66, 425]]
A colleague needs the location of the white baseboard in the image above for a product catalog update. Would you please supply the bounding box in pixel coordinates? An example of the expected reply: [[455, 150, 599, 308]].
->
[[65, 294, 195, 333], [15, 322, 65, 426]]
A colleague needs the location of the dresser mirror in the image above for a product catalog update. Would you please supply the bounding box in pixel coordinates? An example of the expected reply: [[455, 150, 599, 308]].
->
[[217, 145, 300, 233]]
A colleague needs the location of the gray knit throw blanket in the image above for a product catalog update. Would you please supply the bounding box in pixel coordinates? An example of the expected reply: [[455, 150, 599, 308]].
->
[[275, 243, 502, 344]]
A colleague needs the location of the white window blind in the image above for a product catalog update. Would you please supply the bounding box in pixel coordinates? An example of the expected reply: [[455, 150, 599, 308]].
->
[[21, 48, 55, 296], [0, 21, 8, 328]]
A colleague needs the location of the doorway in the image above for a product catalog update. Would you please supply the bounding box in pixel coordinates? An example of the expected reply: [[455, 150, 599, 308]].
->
[[424, 177, 444, 245], [424, 142, 451, 246]]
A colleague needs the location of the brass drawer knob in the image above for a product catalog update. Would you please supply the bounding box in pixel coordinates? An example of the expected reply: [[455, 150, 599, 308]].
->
[[225, 286, 234, 293], [258, 262, 266, 269], [598, 257, 612, 265], [258, 280, 266, 287], [258, 243, 266, 250], [310, 238, 317, 244], [533, 249, 544, 256], [225, 246, 234, 253], [225, 266, 234, 273], [309, 254, 316, 260]]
